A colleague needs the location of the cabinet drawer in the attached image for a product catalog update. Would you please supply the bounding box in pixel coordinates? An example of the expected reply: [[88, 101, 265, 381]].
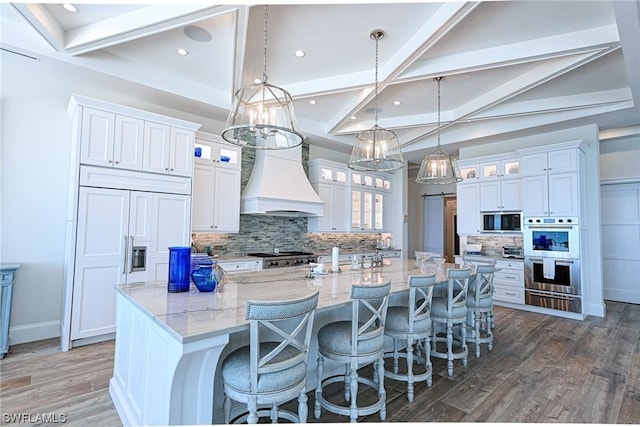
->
[[493, 285, 524, 304], [217, 260, 262, 273], [494, 268, 524, 286], [495, 260, 524, 271]]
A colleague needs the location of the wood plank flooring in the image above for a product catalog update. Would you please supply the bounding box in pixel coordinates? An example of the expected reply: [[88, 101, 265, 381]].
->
[[1, 302, 639, 425]]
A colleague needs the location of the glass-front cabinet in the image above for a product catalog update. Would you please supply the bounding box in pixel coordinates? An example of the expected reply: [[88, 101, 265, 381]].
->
[[350, 171, 389, 232], [479, 158, 521, 180]]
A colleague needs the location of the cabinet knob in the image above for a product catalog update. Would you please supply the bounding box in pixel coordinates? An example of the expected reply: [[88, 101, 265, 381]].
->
[[165, 168, 169, 171], [170, 168, 174, 171], [108, 160, 113, 163], [115, 161, 119, 164]]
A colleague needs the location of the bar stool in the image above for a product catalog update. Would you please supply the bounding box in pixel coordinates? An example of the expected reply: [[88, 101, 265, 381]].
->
[[314, 281, 392, 422], [430, 267, 472, 377], [466, 264, 496, 358], [221, 292, 319, 424], [383, 273, 437, 402], [463, 255, 497, 330]]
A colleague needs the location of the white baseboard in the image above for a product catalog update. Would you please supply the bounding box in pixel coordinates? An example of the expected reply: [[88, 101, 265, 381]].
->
[[9, 320, 60, 345]]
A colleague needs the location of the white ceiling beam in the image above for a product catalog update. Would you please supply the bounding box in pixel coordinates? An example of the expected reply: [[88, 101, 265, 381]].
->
[[324, 2, 479, 135], [399, 24, 621, 81], [400, 48, 617, 147], [11, 3, 65, 52]]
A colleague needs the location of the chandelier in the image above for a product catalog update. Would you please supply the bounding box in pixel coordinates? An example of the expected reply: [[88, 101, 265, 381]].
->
[[348, 30, 404, 172], [415, 76, 462, 184], [222, 5, 303, 150]]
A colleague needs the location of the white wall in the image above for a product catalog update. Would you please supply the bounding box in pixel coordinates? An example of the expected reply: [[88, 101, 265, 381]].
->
[[0, 51, 225, 344], [600, 136, 640, 182]]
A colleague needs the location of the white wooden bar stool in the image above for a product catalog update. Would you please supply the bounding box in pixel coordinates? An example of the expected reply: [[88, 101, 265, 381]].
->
[[314, 281, 391, 423], [383, 272, 437, 402], [220, 292, 319, 424], [430, 267, 472, 377], [466, 264, 497, 358]]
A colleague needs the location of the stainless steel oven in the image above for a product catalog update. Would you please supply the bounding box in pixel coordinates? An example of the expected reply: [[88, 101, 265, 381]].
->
[[523, 217, 579, 259], [524, 256, 581, 313]]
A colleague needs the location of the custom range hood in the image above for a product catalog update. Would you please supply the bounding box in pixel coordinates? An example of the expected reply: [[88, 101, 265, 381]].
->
[[241, 144, 324, 217]]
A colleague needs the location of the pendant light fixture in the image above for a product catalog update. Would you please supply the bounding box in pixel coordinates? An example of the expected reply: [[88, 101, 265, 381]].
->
[[348, 30, 404, 172], [415, 76, 462, 184], [222, 5, 303, 150]]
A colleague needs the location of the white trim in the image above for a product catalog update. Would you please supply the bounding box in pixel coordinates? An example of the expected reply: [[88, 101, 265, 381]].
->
[[600, 177, 640, 185], [9, 320, 60, 345]]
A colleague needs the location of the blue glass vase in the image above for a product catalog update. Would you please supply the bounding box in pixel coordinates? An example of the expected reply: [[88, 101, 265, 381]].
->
[[191, 261, 217, 292], [168, 246, 191, 293]]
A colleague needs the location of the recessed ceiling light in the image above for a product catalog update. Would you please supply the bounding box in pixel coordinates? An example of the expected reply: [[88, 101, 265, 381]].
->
[[62, 3, 77, 13], [309, 100, 316, 105], [350, 116, 357, 120], [295, 50, 305, 57], [177, 48, 189, 56], [393, 100, 401, 106], [253, 78, 262, 84]]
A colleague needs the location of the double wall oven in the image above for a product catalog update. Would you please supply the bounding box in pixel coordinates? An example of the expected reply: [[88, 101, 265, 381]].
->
[[523, 217, 581, 313]]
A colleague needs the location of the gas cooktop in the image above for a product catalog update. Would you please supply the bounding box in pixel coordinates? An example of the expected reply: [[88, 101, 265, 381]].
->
[[247, 251, 317, 268]]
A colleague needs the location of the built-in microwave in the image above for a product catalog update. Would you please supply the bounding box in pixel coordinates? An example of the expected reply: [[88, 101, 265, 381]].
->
[[482, 212, 522, 232]]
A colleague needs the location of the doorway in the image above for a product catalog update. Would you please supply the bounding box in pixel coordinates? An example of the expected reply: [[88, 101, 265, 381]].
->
[[422, 194, 458, 262]]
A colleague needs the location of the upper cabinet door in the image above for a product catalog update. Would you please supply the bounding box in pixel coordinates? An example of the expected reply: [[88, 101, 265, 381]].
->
[[142, 122, 171, 175], [170, 127, 194, 177], [80, 107, 115, 168], [113, 115, 144, 171]]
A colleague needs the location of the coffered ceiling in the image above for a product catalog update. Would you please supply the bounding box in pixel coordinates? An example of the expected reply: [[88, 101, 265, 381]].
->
[[4, 1, 640, 164]]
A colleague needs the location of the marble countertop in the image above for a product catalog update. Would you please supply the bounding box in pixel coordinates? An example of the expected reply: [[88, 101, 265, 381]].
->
[[116, 259, 456, 344]]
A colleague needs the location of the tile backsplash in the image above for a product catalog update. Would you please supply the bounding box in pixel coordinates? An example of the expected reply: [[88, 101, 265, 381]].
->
[[192, 142, 384, 257], [465, 235, 524, 257]]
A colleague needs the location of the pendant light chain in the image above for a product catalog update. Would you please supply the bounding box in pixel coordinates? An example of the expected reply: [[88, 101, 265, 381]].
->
[[435, 76, 444, 148], [262, 5, 268, 83], [374, 32, 380, 125]]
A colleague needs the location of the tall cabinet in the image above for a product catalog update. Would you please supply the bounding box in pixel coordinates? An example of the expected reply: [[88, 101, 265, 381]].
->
[[62, 95, 200, 350]]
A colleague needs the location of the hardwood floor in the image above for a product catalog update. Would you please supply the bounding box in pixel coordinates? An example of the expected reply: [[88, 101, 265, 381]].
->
[[1, 302, 639, 425]]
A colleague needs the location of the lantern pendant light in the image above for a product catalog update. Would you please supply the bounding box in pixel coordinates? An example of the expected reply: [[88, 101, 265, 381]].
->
[[415, 76, 462, 184], [348, 30, 404, 172], [222, 5, 303, 150]]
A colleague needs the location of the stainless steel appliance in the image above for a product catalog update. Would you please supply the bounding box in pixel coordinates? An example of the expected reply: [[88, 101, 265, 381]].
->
[[247, 251, 317, 269], [523, 217, 579, 259], [502, 246, 524, 259], [524, 257, 581, 313], [482, 212, 522, 232]]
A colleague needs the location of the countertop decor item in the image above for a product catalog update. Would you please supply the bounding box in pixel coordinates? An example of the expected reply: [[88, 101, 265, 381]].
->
[[191, 260, 217, 292], [415, 76, 462, 184], [168, 246, 191, 293], [348, 29, 404, 172]]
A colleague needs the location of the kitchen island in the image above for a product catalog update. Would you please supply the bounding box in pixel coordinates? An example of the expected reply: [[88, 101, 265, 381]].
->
[[108, 259, 446, 426]]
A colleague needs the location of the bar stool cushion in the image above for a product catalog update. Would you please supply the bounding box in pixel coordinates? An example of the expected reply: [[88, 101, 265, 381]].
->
[[466, 291, 493, 309], [431, 297, 468, 319], [222, 343, 306, 393], [386, 306, 432, 333], [318, 321, 384, 356]]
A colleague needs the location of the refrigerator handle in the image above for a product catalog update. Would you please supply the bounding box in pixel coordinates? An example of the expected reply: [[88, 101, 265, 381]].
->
[[128, 236, 134, 273], [123, 235, 128, 275]]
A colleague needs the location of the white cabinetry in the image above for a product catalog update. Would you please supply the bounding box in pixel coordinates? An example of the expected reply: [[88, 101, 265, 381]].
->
[[63, 95, 199, 350], [308, 160, 349, 232], [520, 148, 581, 217], [456, 182, 481, 234], [73, 96, 197, 178], [493, 260, 524, 304], [142, 123, 194, 177], [80, 108, 145, 171], [479, 158, 521, 180], [480, 178, 522, 211], [191, 133, 242, 232], [350, 171, 390, 232], [217, 259, 263, 273], [71, 186, 190, 341]]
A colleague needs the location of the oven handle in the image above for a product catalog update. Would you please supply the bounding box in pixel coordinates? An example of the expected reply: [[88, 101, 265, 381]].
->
[[526, 257, 574, 265], [524, 224, 577, 230], [526, 289, 577, 301]]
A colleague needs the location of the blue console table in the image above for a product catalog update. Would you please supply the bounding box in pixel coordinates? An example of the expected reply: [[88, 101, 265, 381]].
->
[[1, 264, 20, 359]]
